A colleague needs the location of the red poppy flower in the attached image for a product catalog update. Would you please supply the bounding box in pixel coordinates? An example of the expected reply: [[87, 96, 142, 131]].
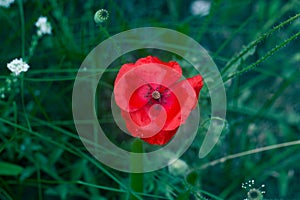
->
[[114, 56, 203, 145]]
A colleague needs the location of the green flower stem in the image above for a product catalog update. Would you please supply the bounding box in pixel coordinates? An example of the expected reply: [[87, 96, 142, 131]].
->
[[226, 30, 300, 81], [130, 139, 143, 200], [20, 73, 32, 131], [18, 0, 31, 131], [222, 13, 300, 76], [28, 35, 40, 61], [18, 0, 25, 58]]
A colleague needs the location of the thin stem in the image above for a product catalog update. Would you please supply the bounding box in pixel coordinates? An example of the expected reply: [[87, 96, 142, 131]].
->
[[207, 29, 300, 90], [20, 74, 32, 131], [225, 30, 300, 81], [200, 140, 300, 170], [213, 15, 253, 57], [28, 35, 40, 61], [130, 139, 143, 200], [18, 0, 25, 58], [222, 13, 300, 76], [196, 0, 221, 42], [17, 0, 31, 131]]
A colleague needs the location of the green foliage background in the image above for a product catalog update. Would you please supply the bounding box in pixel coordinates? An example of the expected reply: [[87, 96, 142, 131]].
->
[[0, 0, 300, 199]]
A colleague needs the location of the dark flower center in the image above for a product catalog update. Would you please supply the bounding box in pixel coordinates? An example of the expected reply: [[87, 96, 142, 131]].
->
[[247, 189, 263, 200], [152, 91, 161, 100]]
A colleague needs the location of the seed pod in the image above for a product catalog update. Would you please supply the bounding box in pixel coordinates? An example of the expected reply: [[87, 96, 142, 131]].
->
[[94, 9, 109, 23]]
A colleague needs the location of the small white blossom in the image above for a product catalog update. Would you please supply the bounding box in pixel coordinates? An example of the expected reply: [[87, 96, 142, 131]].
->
[[0, 0, 15, 8], [168, 159, 189, 176], [190, 0, 211, 16], [7, 58, 30, 76], [35, 16, 52, 36]]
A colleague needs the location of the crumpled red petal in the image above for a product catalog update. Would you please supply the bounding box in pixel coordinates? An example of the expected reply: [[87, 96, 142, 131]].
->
[[114, 58, 182, 112], [114, 56, 182, 86], [159, 88, 181, 130], [135, 56, 182, 77], [128, 84, 151, 112], [163, 75, 203, 130], [121, 108, 168, 139], [187, 75, 204, 101], [114, 63, 136, 86], [141, 128, 179, 145], [122, 107, 178, 145]]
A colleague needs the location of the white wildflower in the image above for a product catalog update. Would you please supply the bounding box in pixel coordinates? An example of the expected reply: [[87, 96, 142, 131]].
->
[[0, 0, 15, 8], [168, 159, 189, 176], [7, 58, 30, 76], [35, 16, 52, 36], [190, 0, 211, 16]]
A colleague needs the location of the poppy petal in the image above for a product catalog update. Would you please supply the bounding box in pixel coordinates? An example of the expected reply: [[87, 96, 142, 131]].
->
[[159, 89, 181, 130], [114, 62, 182, 112], [141, 128, 179, 145], [114, 63, 136, 86], [121, 104, 168, 139], [114, 56, 182, 86], [135, 56, 182, 77], [129, 85, 182, 132], [128, 84, 151, 112], [123, 107, 178, 144], [163, 75, 203, 130], [187, 75, 204, 100]]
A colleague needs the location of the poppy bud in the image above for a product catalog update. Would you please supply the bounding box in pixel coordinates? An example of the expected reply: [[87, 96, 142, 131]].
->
[[94, 9, 109, 23]]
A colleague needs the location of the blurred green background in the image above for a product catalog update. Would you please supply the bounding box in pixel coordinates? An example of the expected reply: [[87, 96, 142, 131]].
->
[[0, 0, 300, 199]]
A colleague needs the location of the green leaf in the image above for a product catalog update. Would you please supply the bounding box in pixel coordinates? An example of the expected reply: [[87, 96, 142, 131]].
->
[[224, 45, 257, 78], [0, 161, 24, 176], [175, 190, 190, 200]]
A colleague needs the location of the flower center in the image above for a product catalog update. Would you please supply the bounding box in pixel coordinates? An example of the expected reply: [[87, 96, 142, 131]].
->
[[151, 91, 161, 100], [247, 189, 263, 200]]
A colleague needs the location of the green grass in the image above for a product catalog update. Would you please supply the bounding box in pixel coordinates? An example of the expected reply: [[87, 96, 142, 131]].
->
[[1, 0, 300, 199]]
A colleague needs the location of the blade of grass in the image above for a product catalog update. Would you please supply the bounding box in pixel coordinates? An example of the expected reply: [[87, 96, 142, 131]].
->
[[199, 139, 300, 170], [213, 15, 254, 57], [17, 0, 25, 58], [222, 13, 300, 77], [225, 30, 300, 81], [0, 117, 127, 192], [196, 0, 222, 42]]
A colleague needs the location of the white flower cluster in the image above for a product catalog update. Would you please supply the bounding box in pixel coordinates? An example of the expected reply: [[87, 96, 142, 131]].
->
[[35, 16, 52, 36], [0, 0, 15, 8], [7, 58, 30, 76], [190, 0, 211, 16]]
